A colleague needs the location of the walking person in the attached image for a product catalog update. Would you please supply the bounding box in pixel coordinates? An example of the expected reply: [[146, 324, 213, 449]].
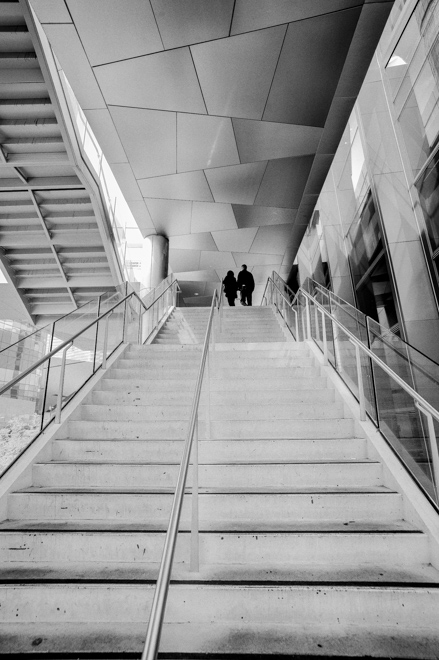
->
[[237, 264, 255, 306], [222, 270, 238, 306]]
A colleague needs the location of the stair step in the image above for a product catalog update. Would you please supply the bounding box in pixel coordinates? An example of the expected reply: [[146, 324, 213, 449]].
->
[[52, 438, 368, 463], [90, 387, 335, 406], [75, 401, 345, 422], [32, 461, 382, 489], [99, 375, 327, 391], [0, 529, 429, 571], [66, 418, 356, 439], [7, 491, 403, 523], [1, 584, 438, 657]]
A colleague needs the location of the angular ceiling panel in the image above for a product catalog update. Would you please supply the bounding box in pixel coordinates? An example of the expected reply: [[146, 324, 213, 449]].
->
[[174, 269, 220, 282], [231, 0, 363, 35], [303, 155, 334, 196], [169, 248, 201, 272], [212, 227, 258, 252], [263, 8, 361, 126], [255, 156, 314, 209], [232, 119, 323, 164], [126, 201, 155, 236], [191, 25, 286, 119], [205, 162, 267, 205], [110, 164, 143, 201], [199, 251, 236, 270], [145, 199, 192, 236], [151, 0, 234, 49], [177, 114, 239, 173], [84, 109, 128, 164], [191, 202, 237, 233], [170, 232, 218, 251], [232, 252, 283, 267], [94, 48, 206, 114], [139, 171, 213, 202], [233, 204, 297, 228], [109, 106, 176, 179], [66, 0, 163, 66], [250, 224, 293, 255]]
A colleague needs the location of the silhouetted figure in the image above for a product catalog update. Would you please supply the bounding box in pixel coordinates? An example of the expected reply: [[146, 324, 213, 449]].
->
[[222, 270, 238, 306], [237, 264, 255, 306]]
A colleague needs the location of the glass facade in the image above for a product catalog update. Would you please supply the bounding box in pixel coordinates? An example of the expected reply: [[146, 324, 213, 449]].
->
[[296, 0, 439, 363]]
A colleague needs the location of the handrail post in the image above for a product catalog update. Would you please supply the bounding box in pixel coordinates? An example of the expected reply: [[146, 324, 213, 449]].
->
[[292, 308, 299, 341], [102, 311, 113, 370], [137, 303, 143, 345], [55, 341, 72, 424], [205, 334, 211, 440], [190, 414, 200, 573], [305, 296, 311, 340], [314, 304, 320, 342], [351, 339, 366, 421], [415, 403, 439, 498], [93, 295, 102, 372], [321, 309, 328, 365]]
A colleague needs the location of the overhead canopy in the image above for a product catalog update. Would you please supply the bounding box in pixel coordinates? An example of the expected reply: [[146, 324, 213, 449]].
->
[[30, 0, 393, 304]]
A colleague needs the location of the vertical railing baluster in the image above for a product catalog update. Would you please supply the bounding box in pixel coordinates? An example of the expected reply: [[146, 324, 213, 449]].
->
[[55, 342, 72, 424]]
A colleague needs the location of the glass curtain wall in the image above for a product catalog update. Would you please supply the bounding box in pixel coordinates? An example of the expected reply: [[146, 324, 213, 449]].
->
[[296, 0, 439, 362]]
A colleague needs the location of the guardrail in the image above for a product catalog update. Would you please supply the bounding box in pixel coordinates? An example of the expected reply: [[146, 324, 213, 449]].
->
[[0, 277, 180, 477], [263, 274, 439, 507]]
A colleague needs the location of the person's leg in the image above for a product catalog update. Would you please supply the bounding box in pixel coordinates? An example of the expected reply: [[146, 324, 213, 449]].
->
[[247, 292, 252, 306], [227, 295, 235, 306]]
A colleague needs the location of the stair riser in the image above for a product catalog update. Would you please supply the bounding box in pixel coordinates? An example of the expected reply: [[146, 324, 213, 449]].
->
[[66, 418, 355, 439], [90, 388, 335, 406], [52, 438, 367, 463], [99, 376, 327, 391], [8, 493, 403, 523], [119, 357, 315, 368], [1, 584, 436, 628], [32, 462, 382, 489], [0, 531, 428, 566], [75, 402, 345, 422]]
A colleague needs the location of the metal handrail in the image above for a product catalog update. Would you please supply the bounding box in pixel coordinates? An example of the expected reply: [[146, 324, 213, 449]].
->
[[0, 279, 178, 398], [0, 291, 114, 356], [141, 289, 218, 660], [267, 277, 439, 424]]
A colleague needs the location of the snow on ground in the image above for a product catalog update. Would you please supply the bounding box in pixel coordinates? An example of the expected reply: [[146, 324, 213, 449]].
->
[[0, 415, 40, 472]]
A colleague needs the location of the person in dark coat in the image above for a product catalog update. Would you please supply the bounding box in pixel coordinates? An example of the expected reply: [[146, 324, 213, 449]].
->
[[222, 270, 238, 306], [237, 264, 255, 306]]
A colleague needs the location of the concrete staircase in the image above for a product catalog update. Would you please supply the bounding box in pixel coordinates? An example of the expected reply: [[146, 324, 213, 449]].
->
[[0, 306, 438, 656]]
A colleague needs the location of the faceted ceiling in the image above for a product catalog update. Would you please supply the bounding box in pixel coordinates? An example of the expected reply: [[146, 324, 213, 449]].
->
[[30, 0, 393, 305]]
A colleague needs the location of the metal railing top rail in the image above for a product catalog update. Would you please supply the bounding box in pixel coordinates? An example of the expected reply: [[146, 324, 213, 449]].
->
[[304, 277, 439, 369], [0, 291, 117, 357], [141, 288, 218, 660], [266, 277, 439, 425], [0, 279, 179, 399]]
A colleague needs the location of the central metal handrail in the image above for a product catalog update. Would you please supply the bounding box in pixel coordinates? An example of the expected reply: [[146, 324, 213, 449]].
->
[[141, 289, 219, 660], [0, 279, 179, 398]]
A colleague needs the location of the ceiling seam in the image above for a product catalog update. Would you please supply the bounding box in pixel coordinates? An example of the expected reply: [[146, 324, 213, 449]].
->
[[106, 103, 326, 130], [202, 170, 215, 204], [228, 0, 237, 37], [251, 160, 270, 207], [188, 46, 208, 115], [230, 117, 242, 165], [260, 23, 288, 122], [148, 0, 166, 51]]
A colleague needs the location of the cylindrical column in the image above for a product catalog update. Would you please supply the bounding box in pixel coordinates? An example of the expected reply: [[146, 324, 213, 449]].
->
[[143, 235, 169, 289]]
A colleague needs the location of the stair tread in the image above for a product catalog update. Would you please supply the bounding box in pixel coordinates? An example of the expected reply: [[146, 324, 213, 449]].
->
[[2, 621, 439, 657]]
